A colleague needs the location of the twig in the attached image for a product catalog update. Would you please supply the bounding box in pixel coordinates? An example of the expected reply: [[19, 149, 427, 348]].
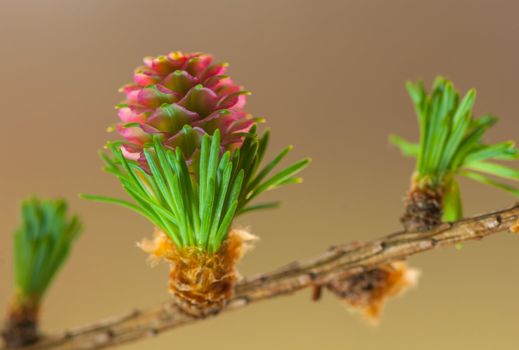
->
[[4, 204, 519, 350]]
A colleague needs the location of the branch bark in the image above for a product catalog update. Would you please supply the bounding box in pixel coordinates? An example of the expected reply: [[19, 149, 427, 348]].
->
[[4, 204, 519, 350]]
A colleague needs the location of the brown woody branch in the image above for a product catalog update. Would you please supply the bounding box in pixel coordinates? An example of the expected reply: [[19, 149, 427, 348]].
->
[[3, 204, 519, 350]]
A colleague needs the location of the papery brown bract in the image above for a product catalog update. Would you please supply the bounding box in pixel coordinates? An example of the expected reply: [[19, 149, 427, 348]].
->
[[327, 262, 419, 324], [1, 295, 39, 348], [139, 229, 257, 315], [401, 178, 444, 232]]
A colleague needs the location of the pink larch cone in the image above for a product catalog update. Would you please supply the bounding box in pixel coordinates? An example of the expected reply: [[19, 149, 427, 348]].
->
[[116, 51, 254, 165]]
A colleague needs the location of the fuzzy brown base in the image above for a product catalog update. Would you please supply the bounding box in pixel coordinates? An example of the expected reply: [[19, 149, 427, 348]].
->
[[168, 236, 241, 316], [2, 298, 39, 348], [401, 184, 443, 232], [139, 229, 255, 316], [327, 262, 418, 323]]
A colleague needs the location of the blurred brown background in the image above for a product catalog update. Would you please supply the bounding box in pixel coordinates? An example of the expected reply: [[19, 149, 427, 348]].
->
[[1, 0, 519, 349]]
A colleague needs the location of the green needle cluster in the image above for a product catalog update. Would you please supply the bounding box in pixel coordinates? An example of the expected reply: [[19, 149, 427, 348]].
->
[[84, 127, 309, 253], [391, 77, 519, 221], [234, 126, 310, 215], [13, 198, 82, 304]]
